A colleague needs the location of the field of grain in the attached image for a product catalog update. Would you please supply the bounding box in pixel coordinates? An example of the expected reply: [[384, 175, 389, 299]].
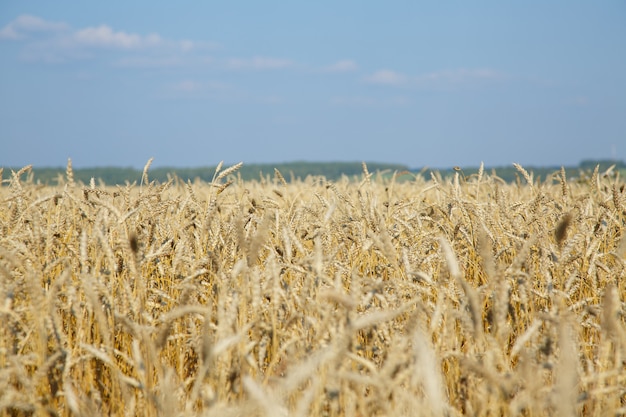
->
[[1, 161, 625, 417]]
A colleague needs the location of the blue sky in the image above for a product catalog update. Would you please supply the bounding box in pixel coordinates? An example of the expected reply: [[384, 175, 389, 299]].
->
[[1, 2, 625, 169]]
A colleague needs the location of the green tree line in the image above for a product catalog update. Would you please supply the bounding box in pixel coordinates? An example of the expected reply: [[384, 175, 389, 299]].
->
[[0, 161, 409, 186], [2, 159, 624, 186]]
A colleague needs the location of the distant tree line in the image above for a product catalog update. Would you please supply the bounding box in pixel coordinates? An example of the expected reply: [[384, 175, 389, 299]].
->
[[0, 161, 409, 186], [433, 159, 626, 184], [2, 159, 624, 186]]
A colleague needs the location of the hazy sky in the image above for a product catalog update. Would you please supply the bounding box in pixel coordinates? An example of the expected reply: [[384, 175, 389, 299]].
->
[[1, 2, 625, 169]]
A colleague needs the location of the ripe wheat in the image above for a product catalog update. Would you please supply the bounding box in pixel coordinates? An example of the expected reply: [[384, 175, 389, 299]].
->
[[0, 162, 624, 416]]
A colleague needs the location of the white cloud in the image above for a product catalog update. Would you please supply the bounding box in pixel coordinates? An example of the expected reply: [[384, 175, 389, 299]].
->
[[112, 56, 184, 68], [414, 68, 501, 86], [364, 68, 503, 89], [363, 69, 408, 86], [3, 15, 292, 77], [73, 25, 162, 49], [321, 59, 358, 73], [2, 14, 216, 64], [174, 80, 203, 92], [179, 40, 194, 52], [225, 56, 293, 70], [0, 15, 68, 39]]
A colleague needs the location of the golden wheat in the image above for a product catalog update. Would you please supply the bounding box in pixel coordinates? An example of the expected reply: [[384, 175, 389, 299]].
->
[[0, 163, 625, 416]]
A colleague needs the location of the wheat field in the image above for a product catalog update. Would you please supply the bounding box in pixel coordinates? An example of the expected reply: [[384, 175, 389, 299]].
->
[[1, 161, 625, 417]]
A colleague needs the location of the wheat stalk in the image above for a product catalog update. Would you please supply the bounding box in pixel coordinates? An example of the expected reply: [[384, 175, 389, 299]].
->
[[216, 161, 243, 182], [0, 163, 624, 417]]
